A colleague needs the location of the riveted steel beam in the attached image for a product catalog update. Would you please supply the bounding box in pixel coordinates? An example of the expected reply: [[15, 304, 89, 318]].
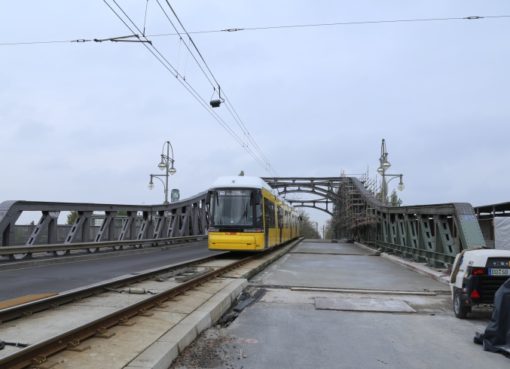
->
[[0, 193, 208, 260], [333, 177, 485, 267]]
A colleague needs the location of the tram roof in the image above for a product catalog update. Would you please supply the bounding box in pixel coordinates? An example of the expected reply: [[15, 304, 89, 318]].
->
[[210, 176, 273, 192]]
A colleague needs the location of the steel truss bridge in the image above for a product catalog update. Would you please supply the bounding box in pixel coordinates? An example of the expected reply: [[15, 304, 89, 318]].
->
[[0, 177, 491, 267], [0, 194, 208, 259]]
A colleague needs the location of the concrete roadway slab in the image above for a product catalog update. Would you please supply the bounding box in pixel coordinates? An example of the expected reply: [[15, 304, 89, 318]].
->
[[253, 243, 448, 292], [291, 241, 373, 255], [314, 296, 416, 313], [172, 241, 507, 369], [201, 302, 508, 369], [261, 288, 452, 315]]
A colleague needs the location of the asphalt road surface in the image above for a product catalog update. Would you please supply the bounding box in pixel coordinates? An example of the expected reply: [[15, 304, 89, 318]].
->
[[0, 241, 219, 301]]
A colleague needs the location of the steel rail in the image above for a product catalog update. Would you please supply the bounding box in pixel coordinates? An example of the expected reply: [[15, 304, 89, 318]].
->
[[0, 241, 293, 369], [0, 252, 226, 324], [0, 235, 206, 258]]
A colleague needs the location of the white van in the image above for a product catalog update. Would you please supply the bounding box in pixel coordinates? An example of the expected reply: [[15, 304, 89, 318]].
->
[[450, 249, 510, 318]]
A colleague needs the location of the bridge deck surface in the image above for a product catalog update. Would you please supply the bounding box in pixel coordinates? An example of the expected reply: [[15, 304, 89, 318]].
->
[[0, 241, 216, 301], [171, 240, 508, 369]]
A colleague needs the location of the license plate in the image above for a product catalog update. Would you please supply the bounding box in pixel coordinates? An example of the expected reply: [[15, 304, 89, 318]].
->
[[488, 268, 510, 276]]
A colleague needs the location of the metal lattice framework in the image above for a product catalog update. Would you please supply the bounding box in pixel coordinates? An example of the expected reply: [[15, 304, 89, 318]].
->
[[262, 177, 345, 216], [0, 193, 208, 249], [263, 176, 486, 267]]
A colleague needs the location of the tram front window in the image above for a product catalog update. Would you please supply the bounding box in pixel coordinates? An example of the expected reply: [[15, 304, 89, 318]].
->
[[210, 189, 256, 227]]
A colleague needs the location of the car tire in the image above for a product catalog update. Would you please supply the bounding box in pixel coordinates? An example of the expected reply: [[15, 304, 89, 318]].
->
[[453, 288, 470, 319]]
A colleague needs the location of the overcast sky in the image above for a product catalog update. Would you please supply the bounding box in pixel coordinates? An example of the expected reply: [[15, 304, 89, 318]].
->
[[1, 1, 509, 229]]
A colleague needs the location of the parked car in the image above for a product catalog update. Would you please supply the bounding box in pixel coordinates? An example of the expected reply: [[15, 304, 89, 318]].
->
[[450, 249, 510, 318]]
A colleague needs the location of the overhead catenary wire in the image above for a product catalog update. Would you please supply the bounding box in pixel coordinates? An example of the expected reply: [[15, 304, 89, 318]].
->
[[154, 0, 216, 88], [154, 0, 277, 175], [107, 0, 276, 174], [222, 98, 273, 168], [111, 0, 276, 174], [1, 14, 509, 46], [165, 1, 277, 174], [102, 0, 274, 173], [162, 0, 221, 89], [105, 0, 238, 140], [142, 0, 150, 36], [149, 14, 510, 36]]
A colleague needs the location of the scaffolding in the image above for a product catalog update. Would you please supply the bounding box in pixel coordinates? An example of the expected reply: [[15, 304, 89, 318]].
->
[[333, 175, 378, 244]]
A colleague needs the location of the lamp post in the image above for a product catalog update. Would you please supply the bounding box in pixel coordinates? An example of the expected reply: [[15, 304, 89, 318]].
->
[[377, 139, 404, 205], [148, 140, 176, 205]]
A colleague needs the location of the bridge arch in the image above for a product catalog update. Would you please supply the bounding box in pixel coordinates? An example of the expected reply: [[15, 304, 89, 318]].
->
[[261, 177, 343, 221], [289, 203, 334, 216], [277, 188, 339, 202]]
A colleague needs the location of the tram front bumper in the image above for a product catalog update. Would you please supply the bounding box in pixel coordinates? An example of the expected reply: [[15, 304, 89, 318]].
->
[[208, 232, 264, 251]]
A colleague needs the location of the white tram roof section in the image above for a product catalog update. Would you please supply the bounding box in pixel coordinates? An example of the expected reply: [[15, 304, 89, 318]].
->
[[210, 176, 273, 192], [210, 176, 295, 210]]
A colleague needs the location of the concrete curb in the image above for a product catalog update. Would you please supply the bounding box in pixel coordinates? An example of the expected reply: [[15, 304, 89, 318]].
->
[[233, 238, 303, 280], [354, 242, 450, 286], [125, 278, 247, 369], [124, 239, 301, 369]]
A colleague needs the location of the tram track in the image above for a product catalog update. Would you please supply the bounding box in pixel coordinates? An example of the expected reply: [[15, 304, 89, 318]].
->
[[0, 253, 244, 369], [0, 239, 301, 369], [0, 253, 227, 324]]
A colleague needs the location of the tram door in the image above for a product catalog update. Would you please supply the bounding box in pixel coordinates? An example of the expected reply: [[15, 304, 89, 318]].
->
[[278, 207, 283, 244], [264, 198, 276, 247]]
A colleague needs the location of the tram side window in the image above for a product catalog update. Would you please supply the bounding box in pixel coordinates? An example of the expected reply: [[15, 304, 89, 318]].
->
[[264, 199, 275, 228], [277, 207, 283, 228], [255, 202, 263, 228]]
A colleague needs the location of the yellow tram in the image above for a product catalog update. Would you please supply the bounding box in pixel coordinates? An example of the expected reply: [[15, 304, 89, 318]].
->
[[207, 176, 301, 251]]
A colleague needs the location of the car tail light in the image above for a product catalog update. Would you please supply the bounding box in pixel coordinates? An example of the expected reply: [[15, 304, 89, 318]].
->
[[469, 267, 486, 276], [470, 290, 481, 299]]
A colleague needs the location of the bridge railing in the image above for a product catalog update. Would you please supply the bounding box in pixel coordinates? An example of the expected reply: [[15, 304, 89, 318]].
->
[[0, 193, 208, 254], [339, 178, 486, 267]]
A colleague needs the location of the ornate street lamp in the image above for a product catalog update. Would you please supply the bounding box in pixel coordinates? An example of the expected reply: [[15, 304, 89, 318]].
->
[[377, 139, 404, 205], [148, 140, 176, 205]]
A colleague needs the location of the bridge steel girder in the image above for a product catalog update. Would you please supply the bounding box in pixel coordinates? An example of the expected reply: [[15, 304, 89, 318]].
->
[[263, 177, 344, 199], [287, 198, 333, 216], [0, 192, 208, 249], [334, 177, 486, 267], [263, 176, 486, 268], [291, 204, 334, 216], [276, 188, 339, 202]]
